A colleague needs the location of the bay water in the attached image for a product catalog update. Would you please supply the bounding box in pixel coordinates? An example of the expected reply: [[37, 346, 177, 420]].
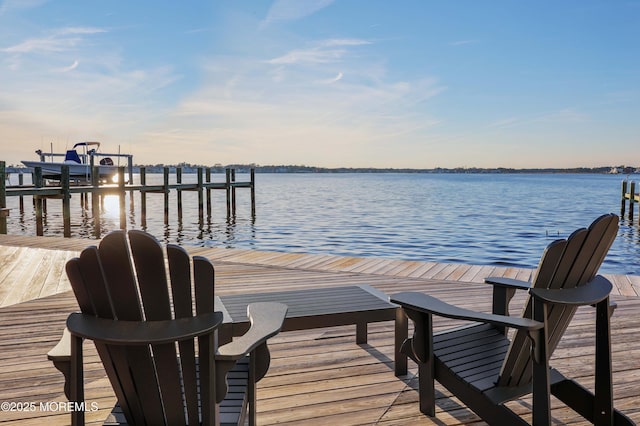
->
[[4, 172, 639, 275]]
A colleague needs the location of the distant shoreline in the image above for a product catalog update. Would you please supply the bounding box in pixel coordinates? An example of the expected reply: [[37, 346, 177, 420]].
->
[[4, 164, 637, 175]]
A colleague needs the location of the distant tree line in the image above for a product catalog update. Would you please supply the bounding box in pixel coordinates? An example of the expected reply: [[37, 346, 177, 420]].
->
[[3, 163, 636, 174]]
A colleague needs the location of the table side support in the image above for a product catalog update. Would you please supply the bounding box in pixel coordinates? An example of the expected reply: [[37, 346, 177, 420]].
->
[[395, 307, 408, 376]]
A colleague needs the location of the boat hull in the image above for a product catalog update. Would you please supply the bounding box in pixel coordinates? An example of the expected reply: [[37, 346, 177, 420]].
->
[[21, 161, 118, 180]]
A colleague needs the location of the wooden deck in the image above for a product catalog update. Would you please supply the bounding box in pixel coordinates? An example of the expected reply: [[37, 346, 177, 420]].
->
[[0, 234, 639, 425]]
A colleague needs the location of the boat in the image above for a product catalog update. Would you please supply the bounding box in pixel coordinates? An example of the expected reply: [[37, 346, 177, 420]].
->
[[21, 142, 133, 183]]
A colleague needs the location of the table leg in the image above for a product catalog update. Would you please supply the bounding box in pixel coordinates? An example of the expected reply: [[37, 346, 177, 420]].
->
[[218, 323, 233, 346], [356, 321, 367, 344], [395, 307, 408, 376]]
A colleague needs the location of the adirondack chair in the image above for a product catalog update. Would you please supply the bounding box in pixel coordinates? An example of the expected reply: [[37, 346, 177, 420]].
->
[[47, 230, 287, 426], [391, 213, 635, 425]]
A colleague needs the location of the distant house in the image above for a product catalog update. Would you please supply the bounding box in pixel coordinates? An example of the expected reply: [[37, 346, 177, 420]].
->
[[610, 166, 638, 174]]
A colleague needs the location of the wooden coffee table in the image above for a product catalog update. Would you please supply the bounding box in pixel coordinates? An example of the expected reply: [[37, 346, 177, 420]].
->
[[215, 285, 408, 375]]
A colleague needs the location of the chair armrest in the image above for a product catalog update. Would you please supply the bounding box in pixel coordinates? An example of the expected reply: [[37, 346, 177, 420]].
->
[[216, 302, 288, 361], [47, 327, 71, 362], [485, 277, 532, 324], [391, 292, 543, 331], [214, 302, 287, 404], [529, 275, 612, 306], [484, 276, 532, 290], [47, 328, 73, 399], [66, 312, 223, 345]]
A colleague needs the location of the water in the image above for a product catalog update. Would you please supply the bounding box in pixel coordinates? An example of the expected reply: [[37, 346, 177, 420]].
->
[[4, 172, 640, 275]]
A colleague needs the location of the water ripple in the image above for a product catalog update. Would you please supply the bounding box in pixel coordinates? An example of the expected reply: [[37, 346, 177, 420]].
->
[[4, 173, 639, 275]]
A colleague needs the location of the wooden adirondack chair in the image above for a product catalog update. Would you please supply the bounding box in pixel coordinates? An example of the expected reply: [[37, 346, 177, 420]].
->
[[391, 213, 635, 425], [47, 230, 287, 426]]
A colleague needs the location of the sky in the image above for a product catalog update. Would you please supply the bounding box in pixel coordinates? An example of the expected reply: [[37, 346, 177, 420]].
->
[[0, 1, 639, 169]]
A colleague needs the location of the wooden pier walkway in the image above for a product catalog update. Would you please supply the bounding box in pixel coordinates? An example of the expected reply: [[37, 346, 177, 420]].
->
[[0, 235, 639, 424]]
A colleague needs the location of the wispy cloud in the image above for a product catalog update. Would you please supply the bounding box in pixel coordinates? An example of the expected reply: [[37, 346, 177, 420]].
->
[[267, 47, 343, 65], [449, 39, 479, 46], [2, 26, 106, 54], [0, 0, 47, 16], [321, 39, 371, 47], [318, 71, 343, 84], [53, 59, 79, 73], [0, 14, 180, 153], [489, 108, 588, 130], [488, 117, 521, 129], [537, 108, 588, 123], [267, 38, 370, 65], [144, 39, 446, 166], [261, 0, 335, 28]]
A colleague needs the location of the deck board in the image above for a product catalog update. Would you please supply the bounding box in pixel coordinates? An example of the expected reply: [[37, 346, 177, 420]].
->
[[0, 235, 639, 425]]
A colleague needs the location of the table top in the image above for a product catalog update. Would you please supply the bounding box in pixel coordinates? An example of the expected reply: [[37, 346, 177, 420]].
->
[[216, 285, 396, 330]]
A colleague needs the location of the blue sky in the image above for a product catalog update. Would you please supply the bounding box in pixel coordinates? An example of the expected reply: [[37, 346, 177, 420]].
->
[[1, 1, 638, 168]]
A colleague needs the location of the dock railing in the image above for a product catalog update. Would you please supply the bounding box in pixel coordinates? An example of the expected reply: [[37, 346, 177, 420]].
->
[[0, 161, 255, 238]]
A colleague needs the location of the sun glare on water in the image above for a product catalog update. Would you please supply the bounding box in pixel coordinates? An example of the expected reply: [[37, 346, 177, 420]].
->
[[101, 195, 121, 219]]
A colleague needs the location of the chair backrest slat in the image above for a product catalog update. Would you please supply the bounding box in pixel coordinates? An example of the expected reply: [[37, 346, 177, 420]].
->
[[548, 228, 588, 289], [97, 231, 143, 321], [193, 255, 216, 419], [168, 244, 195, 318], [498, 214, 618, 387], [129, 231, 189, 425], [528, 239, 567, 292], [194, 256, 215, 315], [128, 230, 172, 321], [168, 244, 201, 425], [67, 249, 103, 316]]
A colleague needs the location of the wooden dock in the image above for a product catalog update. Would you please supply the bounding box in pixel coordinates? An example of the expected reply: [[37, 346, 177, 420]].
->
[[0, 163, 255, 238], [621, 179, 640, 222], [0, 235, 639, 425]]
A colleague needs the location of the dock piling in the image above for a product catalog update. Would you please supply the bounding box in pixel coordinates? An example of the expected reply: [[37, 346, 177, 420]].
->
[[34, 168, 44, 236], [197, 167, 204, 223], [140, 167, 147, 228], [0, 161, 7, 234], [231, 169, 237, 216], [176, 167, 183, 220], [61, 166, 71, 237], [225, 168, 231, 217], [250, 168, 256, 217], [118, 167, 126, 230], [91, 166, 101, 238], [18, 174, 24, 212], [163, 167, 170, 225], [206, 168, 212, 218]]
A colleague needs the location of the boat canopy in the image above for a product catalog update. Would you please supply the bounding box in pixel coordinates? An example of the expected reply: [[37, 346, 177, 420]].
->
[[72, 141, 101, 150]]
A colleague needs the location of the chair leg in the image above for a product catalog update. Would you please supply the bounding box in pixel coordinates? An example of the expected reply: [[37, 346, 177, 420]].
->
[[554, 298, 616, 426], [532, 301, 551, 426], [249, 351, 257, 426], [70, 334, 84, 426], [402, 309, 435, 417], [551, 379, 634, 426], [418, 358, 436, 416], [594, 299, 613, 425]]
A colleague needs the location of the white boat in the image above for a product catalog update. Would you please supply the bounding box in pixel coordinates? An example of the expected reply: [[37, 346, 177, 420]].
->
[[22, 142, 133, 183]]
